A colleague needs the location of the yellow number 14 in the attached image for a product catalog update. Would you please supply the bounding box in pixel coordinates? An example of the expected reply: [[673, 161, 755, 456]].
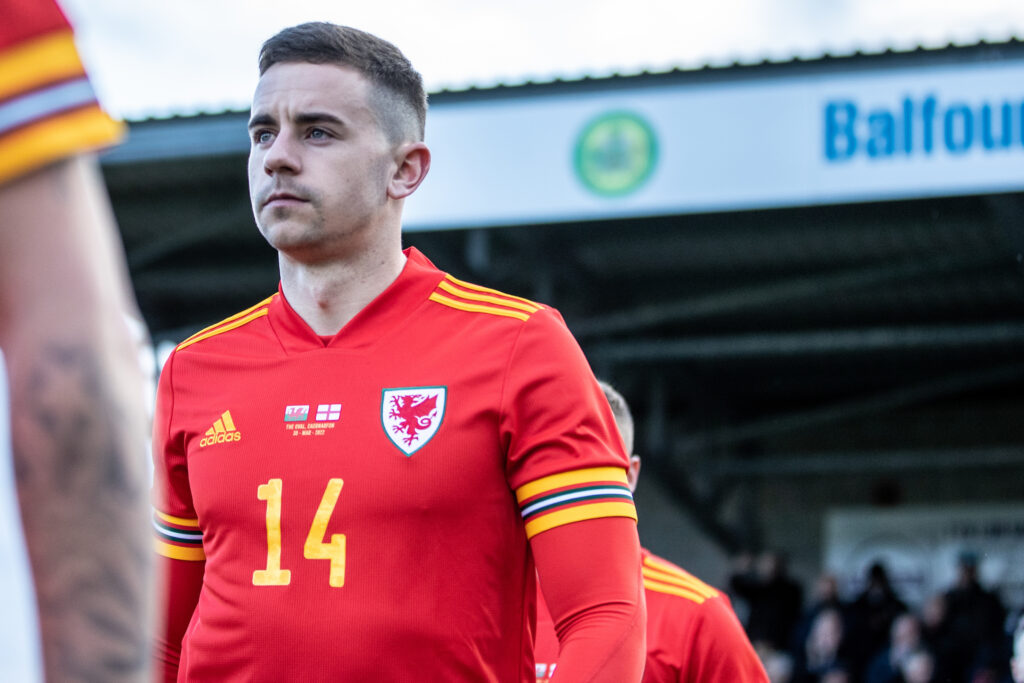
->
[[253, 478, 346, 588]]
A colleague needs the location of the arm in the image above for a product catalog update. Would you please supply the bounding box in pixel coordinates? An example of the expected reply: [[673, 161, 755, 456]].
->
[[153, 555, 204, 683], [150, 351, 205, 682], [0, 155, 152, 681], [532, 517, 646, 683]]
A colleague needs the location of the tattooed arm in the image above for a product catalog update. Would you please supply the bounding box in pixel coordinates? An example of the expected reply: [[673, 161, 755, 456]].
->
[[0, 156, 152, 682]]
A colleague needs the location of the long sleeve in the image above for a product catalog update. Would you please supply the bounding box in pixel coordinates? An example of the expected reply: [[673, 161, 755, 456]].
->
[[532, 517, 646, 683]]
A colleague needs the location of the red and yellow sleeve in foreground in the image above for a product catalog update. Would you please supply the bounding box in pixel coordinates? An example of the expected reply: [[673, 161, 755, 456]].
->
[[0, 0, 123, 184]]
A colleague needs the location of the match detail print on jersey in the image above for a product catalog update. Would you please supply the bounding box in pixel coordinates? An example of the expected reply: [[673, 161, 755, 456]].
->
[[381, 386, 447, 456]]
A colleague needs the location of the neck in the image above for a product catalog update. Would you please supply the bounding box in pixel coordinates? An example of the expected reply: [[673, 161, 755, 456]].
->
[[279, 243, 407, 336]]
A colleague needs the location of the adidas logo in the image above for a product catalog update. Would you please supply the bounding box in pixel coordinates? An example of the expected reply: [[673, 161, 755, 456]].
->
[[199, 410, 241, 447]]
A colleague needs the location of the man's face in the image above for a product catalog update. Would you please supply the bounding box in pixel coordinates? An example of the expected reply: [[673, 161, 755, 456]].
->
[[247, 62, 397, 260]]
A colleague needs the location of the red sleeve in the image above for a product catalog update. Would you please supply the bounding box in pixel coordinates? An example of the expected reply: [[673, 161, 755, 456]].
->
[[153, 555, 204, 683], [532, 517, 646, 683], [502, 307, 631, 487], [683, 594, 769, 683], [151, 351, 205, 681], [0, 0, 123, 183], [0, 0, 68, 47]]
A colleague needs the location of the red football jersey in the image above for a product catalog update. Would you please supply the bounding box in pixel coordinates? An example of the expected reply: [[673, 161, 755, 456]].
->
[[152, 248, 638, 682], [0, 0, 122, 184], [535, 549, 769, 683]]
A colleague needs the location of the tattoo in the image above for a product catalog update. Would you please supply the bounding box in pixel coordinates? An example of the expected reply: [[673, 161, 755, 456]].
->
[[11, 341, 151, 682]]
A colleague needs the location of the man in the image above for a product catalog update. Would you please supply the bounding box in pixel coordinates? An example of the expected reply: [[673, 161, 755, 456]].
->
[[0, 0, 152, 681], [535, 381, 768, 683], [152, 22, 645, 682]]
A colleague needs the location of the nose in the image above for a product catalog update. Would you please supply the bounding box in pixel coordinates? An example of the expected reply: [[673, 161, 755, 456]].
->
[[263, 132, 300, 176]]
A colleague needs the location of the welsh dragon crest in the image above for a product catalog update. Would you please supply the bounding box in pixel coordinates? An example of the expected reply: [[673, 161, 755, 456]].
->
[[381, 387, 446, 456]]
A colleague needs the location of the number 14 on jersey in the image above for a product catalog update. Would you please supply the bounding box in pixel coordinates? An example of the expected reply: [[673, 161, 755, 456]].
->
[[253, 478, 346, 587]]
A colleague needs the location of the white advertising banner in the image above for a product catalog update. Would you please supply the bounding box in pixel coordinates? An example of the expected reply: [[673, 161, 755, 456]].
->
[[824, 505, 1024, 609], [405, 57, 1024, 231]]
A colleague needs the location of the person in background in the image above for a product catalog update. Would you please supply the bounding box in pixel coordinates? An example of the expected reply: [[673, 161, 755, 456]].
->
[[864, 613, 930, 683], [1009, 616, 1024, 683], [943, 551, 1008, 682], [791, 607, 851, 683], [0, 0, 152, 680], [535, 380, 769, 683], [151, 22, 644, 683], [730, 549, 805, 654], [844, 561, 907, 681]]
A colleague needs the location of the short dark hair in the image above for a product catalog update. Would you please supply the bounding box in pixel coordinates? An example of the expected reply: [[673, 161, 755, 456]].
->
[[258, 22, 427, 143]]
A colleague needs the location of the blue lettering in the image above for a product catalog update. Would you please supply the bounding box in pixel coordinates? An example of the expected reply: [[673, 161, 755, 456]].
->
[[944, 104, 973, 153], [825, 101, 857, 160], [902, 97, 914, 154], [921, 96, 937, 154], [981, 102, 1013, 149], [867, 110, 896, 157], [823, 94, 1024, 162]]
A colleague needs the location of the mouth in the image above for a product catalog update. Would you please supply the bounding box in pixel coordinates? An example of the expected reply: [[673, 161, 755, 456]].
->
[[263, 191, 308, 208]]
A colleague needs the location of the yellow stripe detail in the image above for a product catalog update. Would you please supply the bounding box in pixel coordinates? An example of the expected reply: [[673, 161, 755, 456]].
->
[[437, 280, 540, 313], [0, 106, 122, 186], [178, 295, 276, 346], [176, 308, 270, 351], [524, 501, 637, 539], [428, 292, 530, 321], [0, 30, 84, 100], [515, 466, 629, 503], [221, 411, 236, 431], [154, 511, 200, 528], [154, 539, 206, 561], [642, 566, 718, 599], [444, 274, 541, 309], [643, 578, 709, 603]]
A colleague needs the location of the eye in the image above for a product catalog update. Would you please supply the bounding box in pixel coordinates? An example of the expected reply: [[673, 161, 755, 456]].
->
[[252, 130, 274, 145], [308, 128, 330, 140]]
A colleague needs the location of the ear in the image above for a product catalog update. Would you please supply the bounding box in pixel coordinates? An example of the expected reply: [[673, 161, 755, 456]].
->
[[627, 455, 641, 493], [387, 142, 431, 200]]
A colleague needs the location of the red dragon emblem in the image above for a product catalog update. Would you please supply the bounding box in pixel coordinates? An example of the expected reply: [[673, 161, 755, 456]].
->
[[382, 387, 446, 455]]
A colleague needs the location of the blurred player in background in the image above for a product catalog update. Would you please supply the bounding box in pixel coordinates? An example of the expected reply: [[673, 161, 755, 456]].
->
[[151, 21, 644, 682], [535, 381, 768, 683], [0, 0, 152, 680]]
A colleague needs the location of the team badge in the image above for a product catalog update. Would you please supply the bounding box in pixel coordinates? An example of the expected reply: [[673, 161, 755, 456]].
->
[[381, 386, 446, 456]]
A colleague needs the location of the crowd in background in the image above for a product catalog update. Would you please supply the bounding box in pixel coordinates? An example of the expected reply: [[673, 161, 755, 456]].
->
[[727, 551, 1021, 683]]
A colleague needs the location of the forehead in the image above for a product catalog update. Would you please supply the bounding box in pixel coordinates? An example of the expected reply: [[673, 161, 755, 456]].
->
[[251, 62, 374, 119]]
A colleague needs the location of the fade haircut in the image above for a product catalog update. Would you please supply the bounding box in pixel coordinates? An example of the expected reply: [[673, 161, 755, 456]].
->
[[598, 380, 634, 454], [258, 22, 427, 144]]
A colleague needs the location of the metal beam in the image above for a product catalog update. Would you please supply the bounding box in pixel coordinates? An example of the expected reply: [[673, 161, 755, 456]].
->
[[588, 323, 1024, 362]]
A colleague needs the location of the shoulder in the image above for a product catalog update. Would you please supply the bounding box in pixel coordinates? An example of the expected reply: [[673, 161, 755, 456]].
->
[[425, 272, 549, 326], [172, 293, 278, 354], [642, 551, 727, 611]]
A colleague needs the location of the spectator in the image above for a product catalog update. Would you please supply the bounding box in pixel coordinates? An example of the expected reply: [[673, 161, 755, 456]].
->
[[792, 607, 852, 683], [864, 613, 928, 683], [730, 550, 804, 652], [845, 561, 908, 680], [1010, 615, 1024, 683], [794, 573, 847, 654], [943, 551, 1007, 682], [899, 649, 936, 683]]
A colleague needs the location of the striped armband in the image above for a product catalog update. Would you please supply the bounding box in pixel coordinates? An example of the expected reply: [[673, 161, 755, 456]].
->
[[153, 510, 205, 561], [0, 30, 123, 184], [642, 554, 719, 604], [515, 466, 637, 540]]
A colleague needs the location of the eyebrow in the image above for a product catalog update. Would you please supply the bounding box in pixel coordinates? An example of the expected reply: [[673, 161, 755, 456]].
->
[[248, 111, 346, 130]]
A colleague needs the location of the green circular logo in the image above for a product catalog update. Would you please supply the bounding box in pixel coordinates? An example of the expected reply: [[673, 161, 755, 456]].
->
[[574, 111, 658, 197]]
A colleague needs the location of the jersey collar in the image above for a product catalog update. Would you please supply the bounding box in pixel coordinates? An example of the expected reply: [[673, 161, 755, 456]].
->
[[268, 247, 445, 353]]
